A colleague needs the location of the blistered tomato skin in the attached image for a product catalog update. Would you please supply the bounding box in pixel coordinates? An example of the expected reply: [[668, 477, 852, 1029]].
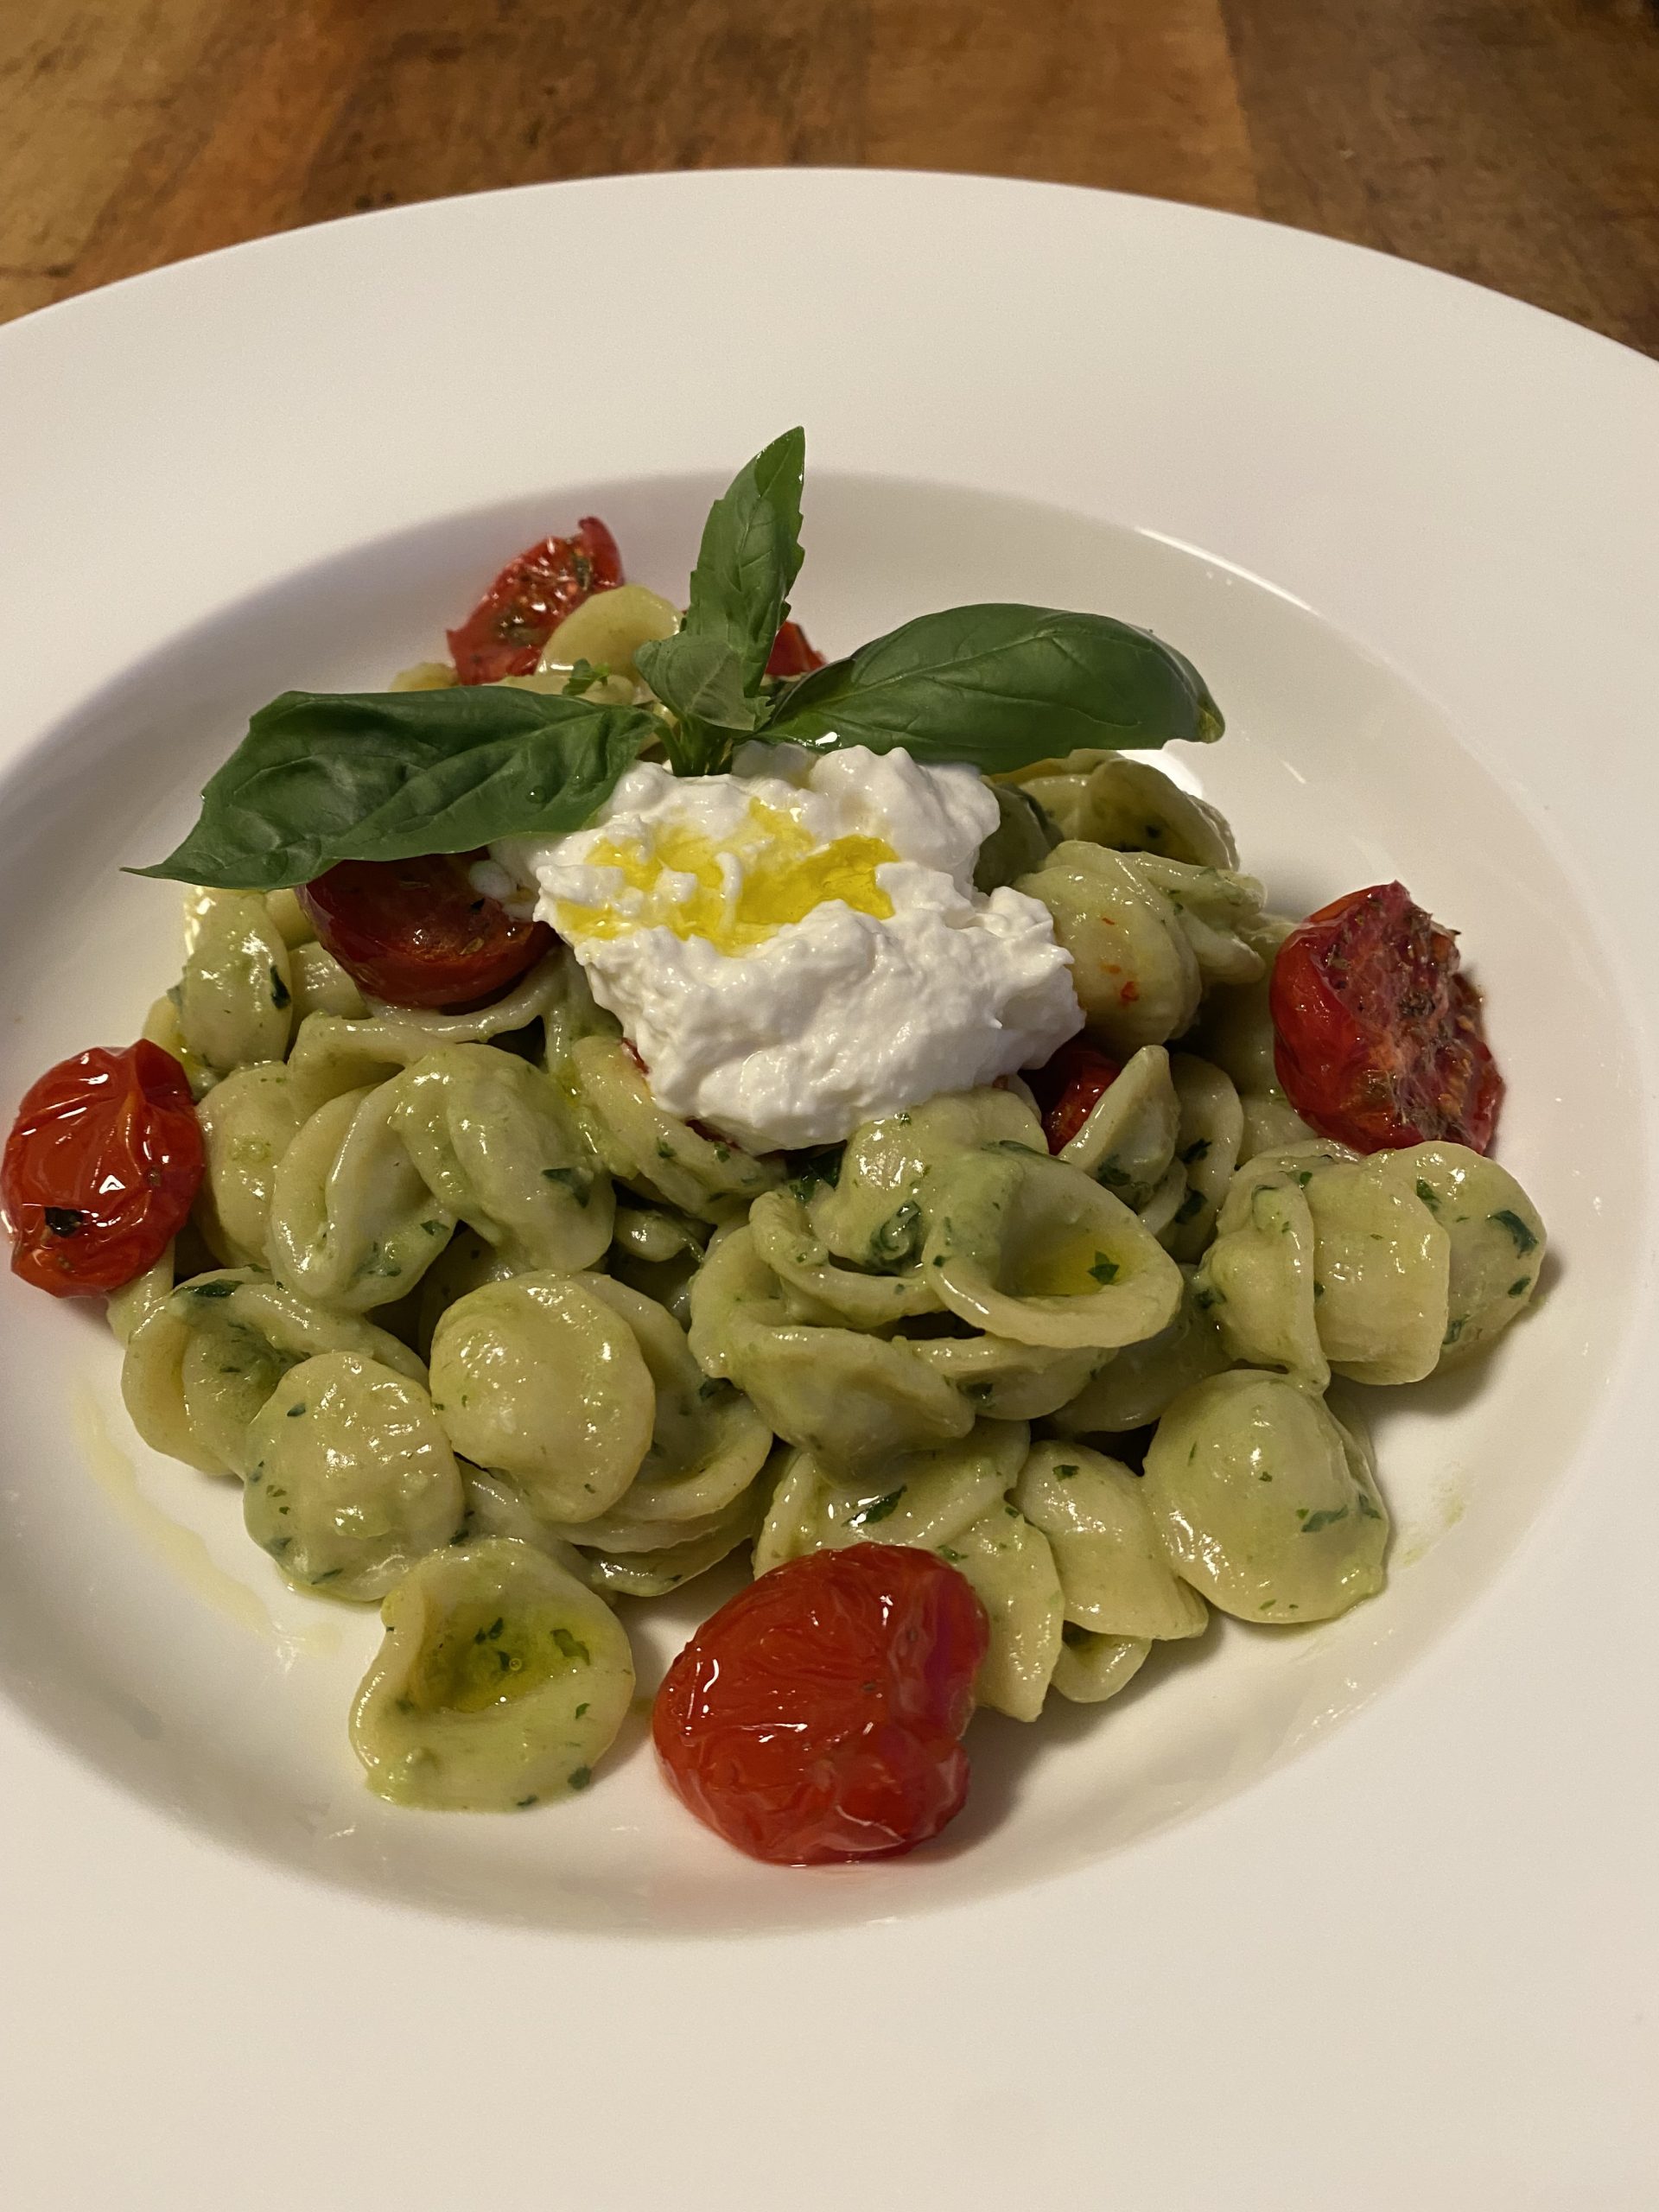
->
[[1269, 881, 1503, 1154], [2, 1042, 203, 1296], [297, 854, 553, 1010], [1025, 1036, 1122, 1153], [652, 1544, 990, 1866], [447, 517, 625, 685]]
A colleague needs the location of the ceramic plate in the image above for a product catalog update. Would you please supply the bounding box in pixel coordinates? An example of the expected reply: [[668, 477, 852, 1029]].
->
[[2, 171, 1655, 2209]]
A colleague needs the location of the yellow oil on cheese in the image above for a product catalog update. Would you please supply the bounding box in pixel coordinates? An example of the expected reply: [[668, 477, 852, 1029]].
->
[[556, 799, 897, 954]]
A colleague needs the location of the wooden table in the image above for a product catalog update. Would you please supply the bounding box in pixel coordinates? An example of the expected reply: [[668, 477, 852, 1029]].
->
[[3, 0, 1656, 354]]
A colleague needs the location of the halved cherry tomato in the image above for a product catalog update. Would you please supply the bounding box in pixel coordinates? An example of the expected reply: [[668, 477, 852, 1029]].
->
[[653, 1543, 988, 1866], [446, 518, 625, 684], [1269, 880, 1503, 1154], [3, 1042, 203, 1297], [765, 620, 825, 678], [1024, 1035, 1122, 1152], [296, 854, 552, 1011]]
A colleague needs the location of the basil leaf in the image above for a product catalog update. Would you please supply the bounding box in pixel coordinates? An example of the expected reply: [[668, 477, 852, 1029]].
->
[[134, 687, 658, 890], [633, 632, 759, 734], [681, 427, 805, 694], [764, 603, 1224, 771]]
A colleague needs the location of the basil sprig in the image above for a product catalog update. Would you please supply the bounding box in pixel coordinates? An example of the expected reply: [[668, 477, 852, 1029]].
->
[[137, 429, 1225, 889], [634, 426, 806, 772], [136, 687, 659, 890], [766, 603, 1223, 766]]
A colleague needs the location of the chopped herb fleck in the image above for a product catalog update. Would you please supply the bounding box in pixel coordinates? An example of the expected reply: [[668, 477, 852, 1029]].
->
[[1172, 1186, 1205, 1224], [855, 1488, 905, 1526], [1179, 1137, 1211, 1165], [516, 1794, 539, 1808], [1087, 1252, 1120, 1286], [655, 1137, 676, 1161], [575, 1701, 589, 1719], [869, 1200, 923, 1267], [1357, 1491, 1383, 1520], [474, 1616, 505, 1643], [269, 964, 291, 1010], [1300, 1505, 1350, 1535], [1053, 1464, 1078, 1480], [1193, 1283, 1223, 1311], [43, 1205, 85, 1236], [938, 1546, 964, 1563], [552, 1627, 591, 1662], [309, 1567, 342, 1584], [714, 1143, 732, 1163], [568, 1765, 594, 1791], [285, 1402, 306, 1419], [1508, 1276, 1530, 1297], [1491, 1208, 1538, 1256], [1442, 1315, 1466, 1347], [189, 1279, 237, 1300], [1414, 1179, 1440, 1211], [541, 1166, 590, 1204]]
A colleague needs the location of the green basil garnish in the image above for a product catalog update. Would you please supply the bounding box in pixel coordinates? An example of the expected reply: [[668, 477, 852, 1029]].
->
[[765, 602, 1223, 772], [137, 428, 1224, 886], [136, 686, 658, 890]]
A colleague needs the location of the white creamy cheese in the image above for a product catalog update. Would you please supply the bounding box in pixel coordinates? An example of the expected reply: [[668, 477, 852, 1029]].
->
[[493, 743, 1081, 1152]]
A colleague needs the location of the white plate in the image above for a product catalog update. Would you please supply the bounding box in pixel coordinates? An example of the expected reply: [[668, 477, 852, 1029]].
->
[[2, 171, 1656, 2208]]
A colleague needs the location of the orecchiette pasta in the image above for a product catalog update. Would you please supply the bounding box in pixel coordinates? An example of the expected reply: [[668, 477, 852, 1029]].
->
[[120, 1266, 425, 1477], [389, 1043, 613, 1274], [194, 1061, 303, 1266], [178, 889, 296, 1076], [243, 1351, 463, 1597], [1014, 1439, 1209, 1642], [922, 1147, 1185, 1351], [349, 1538, 635, 1809], [429, 1272, 655, 1519], [267, 1083, 457, 1313], [569, 1035, 780, 1221], [1011, 753, 1237, 870], [1142, 1370, 1388, 1624]]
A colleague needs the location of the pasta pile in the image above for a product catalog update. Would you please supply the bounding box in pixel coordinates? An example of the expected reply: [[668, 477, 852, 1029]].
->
[[110, 750, 1547, 1813]]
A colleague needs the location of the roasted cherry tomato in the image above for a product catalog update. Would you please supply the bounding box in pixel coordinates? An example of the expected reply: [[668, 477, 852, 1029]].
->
[[296, 854, 552, 1011], [653, 1544, 989, 1866], [765, 620, 825, 678], [1269, 880, 1503, 1154], [3, 1042, 203, 1298], [446, 517, 625, 684], [1024, 1035, 1122, 1153]]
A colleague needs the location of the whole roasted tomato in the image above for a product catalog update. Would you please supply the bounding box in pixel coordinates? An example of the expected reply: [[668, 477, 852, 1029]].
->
[[446, 517, 625, 684], [297, 853, 551, 1010], [1269, 881, 1503, 1154], [1024, 1035, 1122, 1152], [3, 1042, 203, 1296], [653, 1544, 989, 1866]]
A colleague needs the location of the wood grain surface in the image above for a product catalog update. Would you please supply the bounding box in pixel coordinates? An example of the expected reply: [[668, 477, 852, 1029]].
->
[[2, 0, 1656, 352]]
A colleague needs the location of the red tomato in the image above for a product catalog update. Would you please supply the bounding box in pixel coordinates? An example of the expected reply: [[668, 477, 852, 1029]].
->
[[297, 854, 552, 1010], [446, 517, 625, 685], [653, 1544, 989, 1866], [1024, 1036, 1122, 1152], [765, 620, 825, 678], [1269, 881, 1503, 1154], [3, 1043, 203, 1298]]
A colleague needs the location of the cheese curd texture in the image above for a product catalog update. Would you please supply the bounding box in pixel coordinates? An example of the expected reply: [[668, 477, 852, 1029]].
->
[[492, 744, 1081, 1151]]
